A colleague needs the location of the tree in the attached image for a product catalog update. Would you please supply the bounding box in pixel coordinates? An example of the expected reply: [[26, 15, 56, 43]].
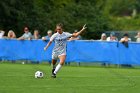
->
[[0, 0, 112, 39]]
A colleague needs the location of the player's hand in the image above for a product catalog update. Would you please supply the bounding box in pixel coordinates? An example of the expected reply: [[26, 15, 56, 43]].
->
[[44, 47, 47, 51], [82, 24, 87, 31]]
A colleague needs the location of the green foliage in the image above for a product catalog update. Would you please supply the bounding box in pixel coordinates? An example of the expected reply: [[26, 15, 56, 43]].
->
[[109, 0, 136, 16], [1, 0, 140, 39], [104, 0, 140, 32], [111, 16, 140, 31], [0, 0, 112, 39]]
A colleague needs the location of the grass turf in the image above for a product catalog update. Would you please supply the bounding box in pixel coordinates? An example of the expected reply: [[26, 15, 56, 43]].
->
[[0, 62, 140, 93]]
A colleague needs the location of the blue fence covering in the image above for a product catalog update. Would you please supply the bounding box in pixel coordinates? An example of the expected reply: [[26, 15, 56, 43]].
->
[[0, 39, 140, 64]]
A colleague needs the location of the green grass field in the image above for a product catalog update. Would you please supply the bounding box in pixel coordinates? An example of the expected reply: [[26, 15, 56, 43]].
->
[[0, 62, 140, 93]]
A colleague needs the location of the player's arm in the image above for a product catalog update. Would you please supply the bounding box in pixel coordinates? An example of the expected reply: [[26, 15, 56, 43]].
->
[[44, 34, 55, 51], [72, 24, 87, 37], [44, 41, 52, 51]]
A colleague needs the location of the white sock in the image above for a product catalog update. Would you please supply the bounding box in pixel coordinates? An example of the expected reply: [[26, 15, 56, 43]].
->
[[54, 64, 62, 74]]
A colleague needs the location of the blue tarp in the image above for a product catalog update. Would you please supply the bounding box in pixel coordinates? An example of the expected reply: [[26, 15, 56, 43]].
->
[[0, 39, 140, 64]]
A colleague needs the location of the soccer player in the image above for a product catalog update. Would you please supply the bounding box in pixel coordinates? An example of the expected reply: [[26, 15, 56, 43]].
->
[[44, 23, 87, 78]]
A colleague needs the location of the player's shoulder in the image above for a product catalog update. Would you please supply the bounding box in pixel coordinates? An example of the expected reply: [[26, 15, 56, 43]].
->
[[63, 32, 70, 34], [50, 33, 58, 41], [52, 33, 58, 37], [63, 32, 72, 35]]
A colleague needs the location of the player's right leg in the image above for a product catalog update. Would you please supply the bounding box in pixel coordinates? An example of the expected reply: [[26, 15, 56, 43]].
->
[[53, 55, 66, 78]]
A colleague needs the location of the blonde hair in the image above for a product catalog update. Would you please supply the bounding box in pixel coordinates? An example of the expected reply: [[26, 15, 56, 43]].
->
[[8, 30, 16, 38], [47, 30, 52, 34]]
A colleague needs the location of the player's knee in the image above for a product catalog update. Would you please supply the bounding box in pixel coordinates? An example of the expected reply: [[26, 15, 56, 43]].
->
[[60, 62, 64, 65]]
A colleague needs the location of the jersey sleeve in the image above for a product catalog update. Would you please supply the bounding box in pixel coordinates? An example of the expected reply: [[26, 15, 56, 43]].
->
[[65, 32, 72, 38], [50, 33, 57, 42]]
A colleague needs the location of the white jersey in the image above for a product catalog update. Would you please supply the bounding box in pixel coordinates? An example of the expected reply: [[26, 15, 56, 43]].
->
[[50, 32, 72, 59], [0, 31, 4, 39]]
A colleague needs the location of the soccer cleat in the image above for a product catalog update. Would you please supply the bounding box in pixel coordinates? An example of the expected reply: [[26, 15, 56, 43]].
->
[[51, 73, 56, 78], [51, 68, 56, 78]]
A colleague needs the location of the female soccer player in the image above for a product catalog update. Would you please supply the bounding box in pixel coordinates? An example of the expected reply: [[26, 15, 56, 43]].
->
[[44, 23, 87, 78]]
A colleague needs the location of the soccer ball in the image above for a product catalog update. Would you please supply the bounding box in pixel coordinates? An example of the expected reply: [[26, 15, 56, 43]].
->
[[35, 71, 44, 78]]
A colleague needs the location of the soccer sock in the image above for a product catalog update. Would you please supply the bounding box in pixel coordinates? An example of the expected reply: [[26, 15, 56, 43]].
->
[[52, 60, 57, 69], [52, 65, 56, 69], [54, 63, 62, 74]]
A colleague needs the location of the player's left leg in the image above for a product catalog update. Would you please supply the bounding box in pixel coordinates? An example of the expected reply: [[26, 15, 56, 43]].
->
[[52, 59, 57, 74], [52, 55, 66, 78], [51, 53, 58, 78]]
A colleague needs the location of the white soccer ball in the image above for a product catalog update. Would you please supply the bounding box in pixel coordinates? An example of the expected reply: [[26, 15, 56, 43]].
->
[[35, 71, 44, 78], [22, 62, 25, 64]]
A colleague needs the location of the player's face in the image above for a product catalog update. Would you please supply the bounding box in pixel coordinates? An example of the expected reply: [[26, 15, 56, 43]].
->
[[56, 26, 63, 34]]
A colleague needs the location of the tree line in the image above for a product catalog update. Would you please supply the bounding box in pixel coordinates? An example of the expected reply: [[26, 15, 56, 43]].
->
[[0, 0, 140, 39]]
